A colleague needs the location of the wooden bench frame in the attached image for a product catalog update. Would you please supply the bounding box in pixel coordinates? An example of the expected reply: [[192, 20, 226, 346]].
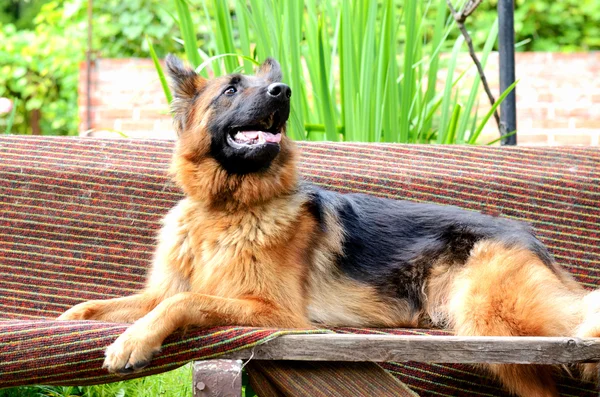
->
[[192, 334, 600, 396]]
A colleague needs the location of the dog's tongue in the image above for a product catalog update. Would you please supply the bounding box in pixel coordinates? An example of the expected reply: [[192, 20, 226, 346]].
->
[[237, 130, 281, 143]]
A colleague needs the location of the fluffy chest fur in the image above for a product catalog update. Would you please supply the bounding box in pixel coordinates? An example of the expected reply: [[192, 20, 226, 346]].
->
[[148, 195, 316, 315]]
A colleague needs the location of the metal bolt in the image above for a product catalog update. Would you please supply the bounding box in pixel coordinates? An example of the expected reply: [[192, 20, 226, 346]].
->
[[196, 381, 206, 391]]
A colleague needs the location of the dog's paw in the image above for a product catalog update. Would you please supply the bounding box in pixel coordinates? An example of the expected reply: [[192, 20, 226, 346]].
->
[[57, 301, 101, 321], [103, 326, 161, 374]]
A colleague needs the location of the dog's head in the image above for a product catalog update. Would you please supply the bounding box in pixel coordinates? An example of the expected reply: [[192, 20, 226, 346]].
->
[[166, 55, 297, 206]]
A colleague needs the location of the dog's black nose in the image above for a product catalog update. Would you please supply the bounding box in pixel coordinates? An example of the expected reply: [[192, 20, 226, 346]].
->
[[267, 83, 291, 99]]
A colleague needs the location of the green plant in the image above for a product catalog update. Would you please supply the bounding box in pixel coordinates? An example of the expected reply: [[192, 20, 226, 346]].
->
[[1, 363, 261, 397], [0, 364, 193, 397], [0, 6, 83, 136], [469, 0, 600, 51], [0, 0, 205, 136], [156, 0, 508, 144]]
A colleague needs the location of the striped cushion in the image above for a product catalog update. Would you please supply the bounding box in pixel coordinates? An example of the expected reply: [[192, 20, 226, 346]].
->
[[0, 135, 598, 395]]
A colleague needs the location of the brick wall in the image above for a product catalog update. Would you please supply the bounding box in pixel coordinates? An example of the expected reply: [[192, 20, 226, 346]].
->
[[78, 58, 175, 140], [79, 53, 600, 145]]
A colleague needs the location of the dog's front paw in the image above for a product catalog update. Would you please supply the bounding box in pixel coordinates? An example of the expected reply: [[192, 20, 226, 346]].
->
[[57, 301, 101, 321], [103, 326, 161, 374]]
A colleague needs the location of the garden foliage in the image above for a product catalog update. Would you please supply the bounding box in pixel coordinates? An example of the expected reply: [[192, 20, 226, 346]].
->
[[159, 0, 509, 143], [1, 0, 598, 137]]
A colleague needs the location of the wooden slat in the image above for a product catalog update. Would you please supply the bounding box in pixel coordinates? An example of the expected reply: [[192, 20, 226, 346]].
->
[[219, 334, 600, 364]]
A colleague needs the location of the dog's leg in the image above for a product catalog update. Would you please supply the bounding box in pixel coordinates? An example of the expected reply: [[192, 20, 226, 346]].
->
[[57, 293, 159, 323], [102, 293, 305, 373], [446, 241, 585, 397]]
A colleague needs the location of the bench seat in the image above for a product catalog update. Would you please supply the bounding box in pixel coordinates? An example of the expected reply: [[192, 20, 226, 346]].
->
[[1, 135, 599, 396]]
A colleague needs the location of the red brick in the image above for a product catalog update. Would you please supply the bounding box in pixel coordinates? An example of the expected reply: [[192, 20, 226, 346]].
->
[[517, 134, 549, 144], [138, 108, 171, 120], [554, 134, 592, 145], [575, 120, 600, 129], [97, 109, 133, 119], [119, 121, 156, 131], [534, 119, 569, 129], [555, 108, 591, 118], [90, 121, 118, 131]]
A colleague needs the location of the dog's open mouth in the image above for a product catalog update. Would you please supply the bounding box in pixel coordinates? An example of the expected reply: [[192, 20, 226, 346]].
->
[[227, 111, 283, 149]]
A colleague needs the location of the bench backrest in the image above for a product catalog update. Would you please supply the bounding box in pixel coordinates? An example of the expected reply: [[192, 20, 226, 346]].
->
[[1, 135, 598, 320]]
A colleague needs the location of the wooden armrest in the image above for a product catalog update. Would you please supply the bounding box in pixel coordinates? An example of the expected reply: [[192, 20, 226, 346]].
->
[[219, 334, 600, 364]]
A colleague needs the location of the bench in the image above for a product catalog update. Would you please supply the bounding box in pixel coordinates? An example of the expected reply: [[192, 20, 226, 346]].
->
[[1, 135, 599, 396]]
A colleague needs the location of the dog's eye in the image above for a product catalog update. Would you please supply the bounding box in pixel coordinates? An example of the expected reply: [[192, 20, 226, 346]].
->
[[223, 86, 237, 96]]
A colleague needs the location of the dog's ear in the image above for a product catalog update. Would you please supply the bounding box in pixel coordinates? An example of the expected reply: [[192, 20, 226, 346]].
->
[[256, 58, 282, 82], [165, 54, 206, 135], [165, 54, 206, 101]]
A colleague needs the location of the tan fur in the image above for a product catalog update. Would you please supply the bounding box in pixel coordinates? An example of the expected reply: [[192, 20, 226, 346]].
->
[[430, 241, 587, 396]]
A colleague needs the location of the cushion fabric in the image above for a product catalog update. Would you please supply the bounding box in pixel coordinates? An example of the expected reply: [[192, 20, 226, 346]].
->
[[0, 135, 598, 395]]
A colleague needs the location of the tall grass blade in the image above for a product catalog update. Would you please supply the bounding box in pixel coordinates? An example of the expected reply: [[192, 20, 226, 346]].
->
[[399, 0, 418, 142], [174, 0, 201, 68], [437, 35, 464, 143], [420, 0, 448, 137], [234, 0, 253, 74], [485, 130, 517, 145], [445, 103, 462, 144], [147, 37, 173, 105], [339, 1, 357, 141], [213, 0, 238, 73], [469, 80, 519, 144], [358, 0, 377, 141], [317, 17, 338, 141], [284, 0, 306, 140], [457, 19, 499, 142]]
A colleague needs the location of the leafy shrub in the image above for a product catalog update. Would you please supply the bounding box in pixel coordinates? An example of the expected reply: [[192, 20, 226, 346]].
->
[[466, 0, 600, 51], [0, 0, 197, 135], [0, 3, 84, 135]]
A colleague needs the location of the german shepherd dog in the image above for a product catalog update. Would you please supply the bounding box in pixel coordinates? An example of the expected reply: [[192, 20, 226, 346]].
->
[[59, 55, 600, 396]]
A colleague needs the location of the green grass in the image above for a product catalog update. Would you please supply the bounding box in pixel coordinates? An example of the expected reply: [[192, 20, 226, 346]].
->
[[3, 364, 258, 397], [1, 364, 193, 397]]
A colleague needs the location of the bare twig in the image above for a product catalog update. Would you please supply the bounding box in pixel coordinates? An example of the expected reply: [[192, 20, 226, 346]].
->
[[446, 0, 501, 131]]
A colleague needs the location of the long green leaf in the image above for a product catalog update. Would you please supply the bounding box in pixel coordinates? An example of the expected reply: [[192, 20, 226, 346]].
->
[[399, 0, 418, 142], [485, 130, 517, 145], [213, 0, 238, 73], [316, 17, 338, 141], [195, 53, 259, 74], [146, 37, 173, 105], [437, 35, 464, 143], [420, 0, 448, 137], [234, 0, 253, 74], [445, 103, 462, 144], [174, 0, 201, 68], [469, 80, 519, 144], [456, 18, 499, 142]]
